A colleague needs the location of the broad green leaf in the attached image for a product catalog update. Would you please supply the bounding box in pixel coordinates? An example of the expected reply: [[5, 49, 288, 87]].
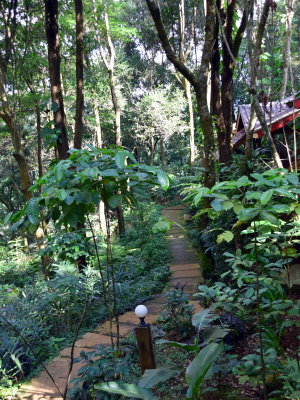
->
[[139, 367, 179, 388], [156, 340, 198, 352], [295, 207, 300, 215], [107, 194, 122, 209], [55, 189, 67, 201], [186, 342, 224, 395], [275, 188, 296, 199], [222, 201, 233, 210], [267, 204, 291, 213], [10, 354, 23, 372], [94, 382, 158, 400], [238, 208, 259, 222], [260, 211, 280, 225], [152, 218, 171, 233], [193, 188, 210, 205], [3, 212, 13, 225], [286, 173, 299, 185], [260, 189, 273, 205], [192, 308, 215, 330], [27, 198, 40, 224], [115, 150, 137, 168], [201, 327, 229, 344], [9, 217, 25, 231], [236, 176, 251, 187], [217, 231, 234, 243], [233, 203, 243, 214], [157, 170, 169, 190], [211, 199, 223, 212], [81, 167, 99, 178], [54, 162, 66, 181], [100, 169, 119, 177]]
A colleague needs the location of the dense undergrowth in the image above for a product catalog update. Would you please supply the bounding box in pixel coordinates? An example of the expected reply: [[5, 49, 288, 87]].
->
[[0, 203, 169, 397], [182, 160, 300, 399], [78, 157, 300, 400]]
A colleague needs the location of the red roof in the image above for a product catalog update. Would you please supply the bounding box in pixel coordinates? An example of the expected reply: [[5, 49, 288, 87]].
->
[[233, 96, 300, 148]]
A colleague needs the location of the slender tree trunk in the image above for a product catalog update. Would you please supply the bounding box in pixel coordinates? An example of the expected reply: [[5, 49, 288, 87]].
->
[[99, 201, 107, 236], [279, 0, 295, 100], [253, 98, 283, 168], [35, 101, 44, 179], [94, 102, 103, 148], [160, 137, 167, 169], [196, 0, 216, 188], [184, 79, 195, 166], [74, 0, 84, 149], [220, 0, 235, 163], [178, 0, 195, 166], [108, 69, 122, 146], [97, 0, 125, 234], [0, 72, 33, 201], [211, 6, 227, 163], [149, 137, 155, 166], [45, 0, 69, 160], [244, 104, 256, 172], [245, 0, 282, 168]]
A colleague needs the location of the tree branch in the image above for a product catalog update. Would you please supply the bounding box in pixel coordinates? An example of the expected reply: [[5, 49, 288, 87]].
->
[[145, 0, 197, 87]]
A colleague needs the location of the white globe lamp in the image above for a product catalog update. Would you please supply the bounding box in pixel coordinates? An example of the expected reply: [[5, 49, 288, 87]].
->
[[135, 305, 148, 326]]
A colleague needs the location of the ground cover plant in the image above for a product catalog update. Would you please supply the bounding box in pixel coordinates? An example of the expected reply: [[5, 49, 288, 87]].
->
[[182, 167, 300, 399]]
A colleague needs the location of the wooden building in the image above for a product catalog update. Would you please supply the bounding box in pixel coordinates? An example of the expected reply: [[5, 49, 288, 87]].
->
[[232, 95, 300, 167]]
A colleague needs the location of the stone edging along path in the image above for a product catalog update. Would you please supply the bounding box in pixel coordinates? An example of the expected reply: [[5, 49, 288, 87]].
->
[[16, 205, 202, 400]]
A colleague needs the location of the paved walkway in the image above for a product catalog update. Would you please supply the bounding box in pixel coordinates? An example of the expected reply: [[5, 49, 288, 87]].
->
[[17, 205, 202, 400]]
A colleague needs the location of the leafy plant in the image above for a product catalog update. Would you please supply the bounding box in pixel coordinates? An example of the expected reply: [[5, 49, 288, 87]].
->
[[157, 288, 194, 339]]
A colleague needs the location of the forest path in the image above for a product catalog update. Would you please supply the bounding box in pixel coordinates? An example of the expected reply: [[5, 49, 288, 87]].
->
[[17, 205, 202, 400]]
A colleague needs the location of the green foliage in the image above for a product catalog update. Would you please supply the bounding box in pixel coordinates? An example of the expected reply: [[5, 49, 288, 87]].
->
[[157, 289, 194, 339], [185, 168, 300, 398], [185, 342, 224, 398], [0, 203, 170, 389], [95, 382, 158, 400]]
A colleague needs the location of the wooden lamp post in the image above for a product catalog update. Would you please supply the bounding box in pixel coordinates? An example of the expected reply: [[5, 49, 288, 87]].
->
[[134, 305, 156, 373]]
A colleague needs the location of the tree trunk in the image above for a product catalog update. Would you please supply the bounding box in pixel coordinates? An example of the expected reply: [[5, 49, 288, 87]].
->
[[35, 101, 44, 179], [245, 0, 282, 168], [160, 137, 167, 169], [0, 71, 33, 201], [108, 71, 121, 146], [184, 79, 195, 166], [195, 0, 216, 188], [94, 102, 103, 148], [178, 0, 195, 166], [244, 104, 256, 172], [211, 7, 227, 164], [99, 201, 107, 236], [220, 0, 235, 163], [253, 98, 283, 168], [279, 0, 295, 100], [149, 136, 155, 166], [45, 0, 69, 160], [145, 0, 216, 187], [74, 0, 84, 149]]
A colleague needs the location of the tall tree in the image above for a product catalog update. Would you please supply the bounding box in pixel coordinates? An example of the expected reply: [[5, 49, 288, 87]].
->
[[0, 0, 33, 201], [74, 0, 84, 149], [178, 0, 195, 166], [279, 0, 296, 100], [45, 0, 69, 160], [211, 0, 248, 163], [145, 0, 216, 188], [244, 0, 283, 169]]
